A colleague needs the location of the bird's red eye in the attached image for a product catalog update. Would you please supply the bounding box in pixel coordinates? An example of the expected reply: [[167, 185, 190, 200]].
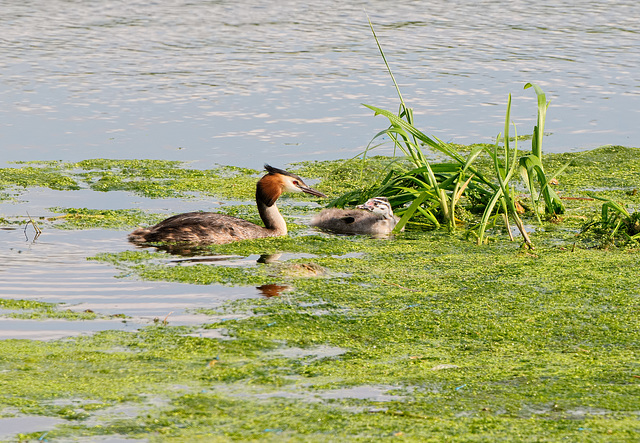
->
[[292, 180, 299, 186]]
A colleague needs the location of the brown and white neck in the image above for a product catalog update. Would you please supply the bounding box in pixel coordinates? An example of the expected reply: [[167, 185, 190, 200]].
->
[[257, 200, 287, 235]]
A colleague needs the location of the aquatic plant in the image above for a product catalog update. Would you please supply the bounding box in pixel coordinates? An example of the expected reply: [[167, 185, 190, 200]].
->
[[473, 94, 532, 247], [48, 208, 164, 230], [8, 218, 640, 441], [340, 21, 570, 247], [2, 144, 640, 440], [2, 159, 260, 200], [353, 18, 497, 232], [0, 297, 97, 320], [581, 196, 640, 246], [519, 83, 566, 220], [0, 165, 79, 191]]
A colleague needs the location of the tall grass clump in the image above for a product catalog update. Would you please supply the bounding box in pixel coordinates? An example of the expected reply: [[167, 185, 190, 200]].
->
[[351, 18, 497, 233], [330, 20, 572, 247]]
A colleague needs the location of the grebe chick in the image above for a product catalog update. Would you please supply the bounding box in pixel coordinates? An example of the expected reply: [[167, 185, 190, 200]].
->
[[311, 197, 401, 236], [128, 165, 326, 246]]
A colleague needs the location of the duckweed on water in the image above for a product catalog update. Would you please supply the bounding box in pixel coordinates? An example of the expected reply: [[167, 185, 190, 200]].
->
[[0, 298, 97, 320], [1, 147, 640, 441], [0, 166, 80, 194], [547, 146, 640, 195], [1, 146, 637, 201], [2, 160, 259, 199], [61, 232, 640, 440], [4, 236, 640, 440], [48, 208, 168, 230]]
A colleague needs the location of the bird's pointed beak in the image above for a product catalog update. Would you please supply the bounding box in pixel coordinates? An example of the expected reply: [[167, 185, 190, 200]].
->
[[356, 201, 373, 211], [298, 184, 327, 198]]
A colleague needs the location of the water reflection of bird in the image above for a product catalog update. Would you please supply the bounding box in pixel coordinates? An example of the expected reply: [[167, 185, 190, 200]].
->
[[129, 165, 326, 245], [311, 197, 401, 236]]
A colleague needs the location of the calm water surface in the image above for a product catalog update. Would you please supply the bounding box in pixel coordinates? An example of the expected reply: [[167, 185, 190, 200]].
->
[[0, 0, 639, 338], [1, 0, 638, 167]]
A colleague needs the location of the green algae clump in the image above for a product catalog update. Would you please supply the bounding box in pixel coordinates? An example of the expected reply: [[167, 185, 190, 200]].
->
[[1, 147, 640, 441]]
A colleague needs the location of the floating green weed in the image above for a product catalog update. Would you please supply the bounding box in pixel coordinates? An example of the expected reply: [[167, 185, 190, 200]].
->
[[547, 145, 640, 196], [2, 160, 266, 200], [1, 144, 640, 439], [0, 165, 80, 191], [0, 298, 97, 320], [49, 208, 167, 230], [3, 232, 640, 441], [90, 249, 168, 264], [74, 160, 258, 199], [0, 298, 56, 310]]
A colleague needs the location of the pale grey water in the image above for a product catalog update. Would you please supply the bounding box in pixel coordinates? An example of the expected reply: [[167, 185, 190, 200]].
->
[[0, 227, 263, 337], [1, 0, 638, 169], [0, 0, 639, 339]]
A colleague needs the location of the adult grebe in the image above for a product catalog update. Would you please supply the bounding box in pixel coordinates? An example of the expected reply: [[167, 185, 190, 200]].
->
[[310, 197, 402, 235], [128, 164, 326, 245]]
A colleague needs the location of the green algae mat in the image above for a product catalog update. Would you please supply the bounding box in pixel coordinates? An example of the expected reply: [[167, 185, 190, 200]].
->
[[0, 146, 639, 441]]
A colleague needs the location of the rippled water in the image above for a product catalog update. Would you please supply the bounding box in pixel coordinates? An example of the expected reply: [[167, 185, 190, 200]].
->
[[1, 0, 638, 168], [0, 227, 264, 339], [1, 0, 639, 339]]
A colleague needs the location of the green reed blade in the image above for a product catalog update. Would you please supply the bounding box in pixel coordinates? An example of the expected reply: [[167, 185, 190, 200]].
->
[[524, 82, 550, 159], [367, 15, 406, 108], [393, 190, 435, 232]]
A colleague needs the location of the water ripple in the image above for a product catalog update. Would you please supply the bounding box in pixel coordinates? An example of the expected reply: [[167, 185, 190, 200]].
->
[[0, 0, 637, 166]]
